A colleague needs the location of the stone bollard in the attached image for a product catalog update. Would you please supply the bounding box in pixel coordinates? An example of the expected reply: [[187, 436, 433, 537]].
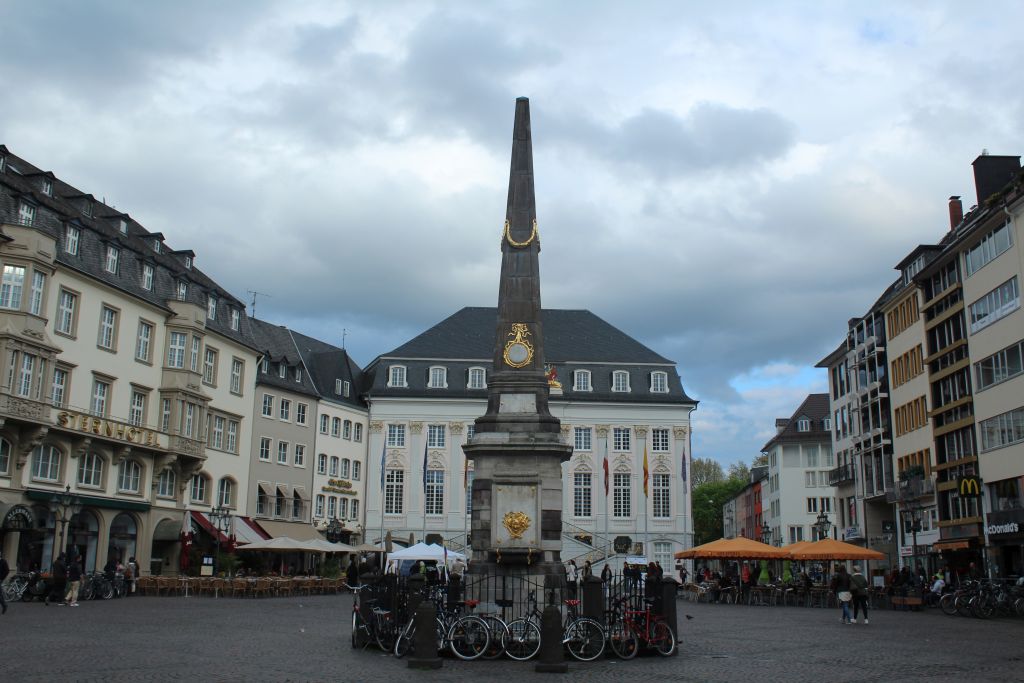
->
[[660, 577, 679, 654], [582, 576, 603, 622], [407, 601, 443, 670], [407, 574, 426, 615], [534, 604, 568, 673], [447, 574, 462, 613]]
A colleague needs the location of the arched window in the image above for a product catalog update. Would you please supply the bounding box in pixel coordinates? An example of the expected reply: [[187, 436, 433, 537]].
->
[[329, 457, 339, 476], [109, 512, 137, 564], [117, 460, 142, 493], [32, 445, 61, 481], [156, 469, 176, 498], [573, 370, 592, 392], [218, 478, 234, 507], [78, 452, 104, 487], [343, 419, 352, 439], [0, 437, 11, 474], [388, 365, 407, 387], [650, 371, 668, 393], [468, 367, 487, 389], [612, 370, 630, 393], [341, 458, 350, 478], [191, 473, 208, 503], [317, 453, 327, 474]]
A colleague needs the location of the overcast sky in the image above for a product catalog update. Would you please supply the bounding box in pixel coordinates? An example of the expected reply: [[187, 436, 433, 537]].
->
[[3, 1, 1022, 466]]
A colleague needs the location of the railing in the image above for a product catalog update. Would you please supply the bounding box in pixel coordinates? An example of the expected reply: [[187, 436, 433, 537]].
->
[[886, 476, 936, 503], [828, 463, 856, 486]]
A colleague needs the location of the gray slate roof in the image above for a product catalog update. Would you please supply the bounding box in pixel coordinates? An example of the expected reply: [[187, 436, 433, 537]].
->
[[248, 318, 321, 399], [367, 307, 695, 404], [761, 393, 831, 451]]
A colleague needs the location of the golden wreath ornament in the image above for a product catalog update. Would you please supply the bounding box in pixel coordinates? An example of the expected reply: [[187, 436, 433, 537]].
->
[[502, 510, 531, 540], [502, 323, 534, 368], [503, 219, 538, 248]]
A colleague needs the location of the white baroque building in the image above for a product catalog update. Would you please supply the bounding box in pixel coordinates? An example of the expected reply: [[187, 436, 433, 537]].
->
[[362, 307, 697, 570]]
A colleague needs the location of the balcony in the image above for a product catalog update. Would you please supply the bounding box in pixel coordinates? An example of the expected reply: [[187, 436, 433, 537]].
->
[[885, 476, 936, 504], [829, 463, 856, 486]]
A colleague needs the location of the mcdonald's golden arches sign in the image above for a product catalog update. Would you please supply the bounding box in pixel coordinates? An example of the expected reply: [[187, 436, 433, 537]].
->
[[957, 475, 982, 498]]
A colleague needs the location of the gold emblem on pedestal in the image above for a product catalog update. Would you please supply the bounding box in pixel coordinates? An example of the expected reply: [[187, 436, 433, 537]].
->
[[502, 511, 531, 540], [502, 323, 534, 368]]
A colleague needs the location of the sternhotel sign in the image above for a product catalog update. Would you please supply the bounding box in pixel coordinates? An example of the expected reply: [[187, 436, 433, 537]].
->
[[57, 410, 166, 449]]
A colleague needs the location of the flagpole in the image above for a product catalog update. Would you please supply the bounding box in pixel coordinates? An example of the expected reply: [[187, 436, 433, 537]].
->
[[603, 435, 609, 563], [643, 443, 649, 560], [421, 439, 428, 543], [379, 438, 386, 551]]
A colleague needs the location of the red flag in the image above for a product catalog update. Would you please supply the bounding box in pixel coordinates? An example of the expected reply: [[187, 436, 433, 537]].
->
[[603, 451, 609, 496]]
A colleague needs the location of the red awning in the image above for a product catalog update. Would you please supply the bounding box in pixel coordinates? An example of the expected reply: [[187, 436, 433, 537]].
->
[[190, 510, 232, 544]]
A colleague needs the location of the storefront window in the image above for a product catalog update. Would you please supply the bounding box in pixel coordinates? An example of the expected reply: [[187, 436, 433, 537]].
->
[[992, 478, 1022, 511], [67, 509, 100, 572], [108, 512, 137, 566]]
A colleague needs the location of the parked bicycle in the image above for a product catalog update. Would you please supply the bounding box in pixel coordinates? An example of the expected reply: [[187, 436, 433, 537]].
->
[[393, 586, 491, 661], [504, 590, 605, 662], [606, 595, 676, 658], [4, 573, 30, 602]]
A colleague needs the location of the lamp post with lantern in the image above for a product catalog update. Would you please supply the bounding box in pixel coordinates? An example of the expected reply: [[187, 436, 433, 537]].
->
[[813, 511, 832, 541], [209, 505, 233, 576], [50, 484, 82, 559]]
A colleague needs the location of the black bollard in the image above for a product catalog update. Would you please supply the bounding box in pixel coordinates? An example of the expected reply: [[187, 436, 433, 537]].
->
[[660, 577, 679, 655], [534, 604, 568, 673], [407, 574, 426, 615], [582, 576, 603, 622], [407, 602, 443, 669]]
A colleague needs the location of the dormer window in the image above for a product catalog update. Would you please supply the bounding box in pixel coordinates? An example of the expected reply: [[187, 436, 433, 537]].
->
[[176, 281, 188, 301], [612, 370, 630, 393], [142, 264, 154, 290], [823, 417, 832, 431], [468, 367, 486, 389], [278, 363, 286, 379], [335, 378, 343, 394], [184, 256, 192, 269], [118, 218, 128, 234], [42, 179, 53, 196], [104, 245, 120, 274], [797, 418, 810, 432], [261, 358, 269, 373], [295, 368, 302, 382], [153, 239, 161, 253], [428, 366, 447, 389], [388, 365, 407, 388], [230, 308, 240, 331], [207, 296, 217, 320], [65, 225, 80, 255], [343, 380, 350, 397], [17, 201, 35, 226], [574, 370, 592, 392], [650, 371, 668, 393], [83, 200, 93, 217], [0, 155, 4, 172]]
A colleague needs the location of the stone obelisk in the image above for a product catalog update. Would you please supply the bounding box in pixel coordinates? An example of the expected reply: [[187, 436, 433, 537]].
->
[[463, 98, 573, 575]]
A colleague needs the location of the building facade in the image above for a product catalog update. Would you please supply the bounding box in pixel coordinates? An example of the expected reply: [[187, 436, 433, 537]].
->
[[362, 307, 697, 570], [0, 145, 259, 574], [763, 394, 836, 546]]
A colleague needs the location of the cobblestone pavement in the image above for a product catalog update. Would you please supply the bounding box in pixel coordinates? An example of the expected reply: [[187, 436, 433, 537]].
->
[[2, 593, 1023, 682]]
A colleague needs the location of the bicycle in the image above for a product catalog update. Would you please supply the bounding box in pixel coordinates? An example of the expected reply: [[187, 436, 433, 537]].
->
[[3, 574, 30, 603], [504, 590, 604, 662], [393, 589, 491, 661], [607, 595, 676, 659]]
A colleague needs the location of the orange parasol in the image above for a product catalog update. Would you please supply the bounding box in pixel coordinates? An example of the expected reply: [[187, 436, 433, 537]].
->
[[787, 538, 885, 561], [675, 536, 790, 560]]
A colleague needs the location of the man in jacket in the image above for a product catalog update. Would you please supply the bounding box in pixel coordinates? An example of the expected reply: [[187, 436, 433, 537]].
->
[[850, 565, 869, 624], [45, 553, 67, 606], [65, 555, 83, 607]]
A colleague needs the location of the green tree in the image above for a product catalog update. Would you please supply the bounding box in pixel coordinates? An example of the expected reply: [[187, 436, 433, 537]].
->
[[728, 461, 750, 483], [691, 478, 746, 545], [690, 457, 725, 487]]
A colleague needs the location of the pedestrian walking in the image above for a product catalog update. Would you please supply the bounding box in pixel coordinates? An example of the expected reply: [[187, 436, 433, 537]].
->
[[127, 556, 138, 595], [601, 563, 612, 583], [566, 559, 579, 598], [45, 553, 67, 606], [850, 565, 869, 624], [65, 556, 83, 607], [831, 565, 853, 624], [0, 550, 9, 615], [582, 560, 593, 580]]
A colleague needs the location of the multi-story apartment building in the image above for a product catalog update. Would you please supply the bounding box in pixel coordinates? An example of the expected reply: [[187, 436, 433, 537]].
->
[[0, 145, 259, 574], [763, 394, 836, 545], [288, 329, 368, 544], [248, 319, 319, 539], [362, 307, 696, 570], [818, 296, 897, 564]]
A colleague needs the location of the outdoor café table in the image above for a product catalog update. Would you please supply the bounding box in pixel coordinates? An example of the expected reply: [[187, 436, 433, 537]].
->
[[807, 586, 831, 608], [749, 585, 773, 606]]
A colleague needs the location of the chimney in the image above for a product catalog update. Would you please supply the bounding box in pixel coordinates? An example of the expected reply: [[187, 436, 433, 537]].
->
[[948, 196, 963, 230], [972, 153, 1021, 206]]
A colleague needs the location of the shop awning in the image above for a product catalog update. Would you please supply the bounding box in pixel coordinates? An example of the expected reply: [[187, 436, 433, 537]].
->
[[255, 519, 324, 541], [233, 516, 270, 545], [257, 482, 272, 496], [153, 518, 182, 541], [190, 510, 231, 544], [25, 488, 150, 512], [932, 539, 972, 551]]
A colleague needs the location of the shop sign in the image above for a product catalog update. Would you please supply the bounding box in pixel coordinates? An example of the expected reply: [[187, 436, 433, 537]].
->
[[957, 475, 983, 498], [613, 536, 632, 554], [985, 509, 1024, 539], [322, 478, 358, 495], [2, 504, 34, 530], [57, 410, 165, 448]]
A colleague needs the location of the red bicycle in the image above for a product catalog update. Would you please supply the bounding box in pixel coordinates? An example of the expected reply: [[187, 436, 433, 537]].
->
[[607, 596, 676, 658]]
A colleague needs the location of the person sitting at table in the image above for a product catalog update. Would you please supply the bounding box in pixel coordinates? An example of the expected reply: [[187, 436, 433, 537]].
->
[[924, 573, 945, 606]]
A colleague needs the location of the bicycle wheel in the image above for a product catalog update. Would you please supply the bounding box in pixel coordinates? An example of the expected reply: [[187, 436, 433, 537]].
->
[[374, 616, 396, 652], [478, 614, 509, 660], [352, 609, 366, 649], [448, 615, 490, 661], [503, 618, 541, 661], [565, 617, 605, 662], [977, 597, 995, 619], [1014, 597, 1024, 617], [608, 621, 639, 659], [394, 619, 415, 658], [80, 581, 94, 601], [101, 582, 114, 600], [955, 595, 972, 617], [649, 621, 676, 656], [939, 594, 957, 616]]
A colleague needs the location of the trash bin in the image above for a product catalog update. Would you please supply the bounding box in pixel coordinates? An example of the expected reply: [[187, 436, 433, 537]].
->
[[150, 558, 163, 576]]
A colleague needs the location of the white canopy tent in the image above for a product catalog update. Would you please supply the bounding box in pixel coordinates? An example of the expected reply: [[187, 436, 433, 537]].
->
[[386, 542, 465, 568]]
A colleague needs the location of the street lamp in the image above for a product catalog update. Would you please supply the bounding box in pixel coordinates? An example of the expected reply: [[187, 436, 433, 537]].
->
[[209, 505, 233, 576], [903, 503, 922, 573], [760, 521, 772, 545], [50, 484, 82, 558], [813, 511, 832, 541]]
